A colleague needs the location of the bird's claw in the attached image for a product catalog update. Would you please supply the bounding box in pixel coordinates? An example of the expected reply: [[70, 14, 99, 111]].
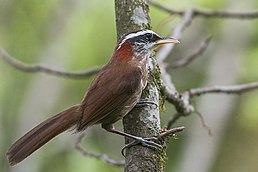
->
[[121, 137, 162, 157], [135, 100, 158, 108]]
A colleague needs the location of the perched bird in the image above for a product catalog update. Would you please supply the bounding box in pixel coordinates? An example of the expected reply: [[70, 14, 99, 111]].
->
[[6, 30, 179, 166]]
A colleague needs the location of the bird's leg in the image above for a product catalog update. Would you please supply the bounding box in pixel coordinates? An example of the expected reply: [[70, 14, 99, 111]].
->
[[135, 99, 158, 108], [102, 124, 162, 156]]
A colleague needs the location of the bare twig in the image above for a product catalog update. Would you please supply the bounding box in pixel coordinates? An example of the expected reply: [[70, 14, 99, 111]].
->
[[188, 82, 258, 97], [194, 110, 212, 136], [167, 113, 181, 129], [157, 8, 194, 64], [75, 134, 125, 167], [0, 48, 101, 79], [171, 36, 212, 69], [149, 0, 258, 19], [158, 126, 185, 139]]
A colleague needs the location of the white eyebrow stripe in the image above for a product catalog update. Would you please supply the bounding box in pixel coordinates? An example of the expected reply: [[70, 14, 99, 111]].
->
[[123, 30, 156, 41], [117, 30, 158, 49]]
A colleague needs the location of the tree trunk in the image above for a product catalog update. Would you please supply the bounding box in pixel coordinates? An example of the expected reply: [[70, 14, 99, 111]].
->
[[114, 1, 166, 172]]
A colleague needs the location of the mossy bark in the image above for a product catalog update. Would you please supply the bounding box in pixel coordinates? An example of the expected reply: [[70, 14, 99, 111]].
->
[[114, 0, 166, 171]]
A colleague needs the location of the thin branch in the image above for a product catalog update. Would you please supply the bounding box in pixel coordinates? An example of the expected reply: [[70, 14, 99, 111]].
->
[[0, 48, 101, 79], [75, 134, 125, 167], [149, 0, 258, 19], [157, 126, 185, 139], [194, 110, 212, 136], [157, 8, 194, 64], [148, 0, 185, 17], [167, 113, 181, 129], [188, 82, 258, 97], [171, 36, 212, 69]]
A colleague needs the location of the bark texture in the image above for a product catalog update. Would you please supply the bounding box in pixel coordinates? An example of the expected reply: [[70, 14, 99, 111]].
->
[[114, 0, 166, 171]]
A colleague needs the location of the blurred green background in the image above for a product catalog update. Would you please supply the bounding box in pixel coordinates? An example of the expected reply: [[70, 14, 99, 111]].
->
[[1, 0, 258, 172]]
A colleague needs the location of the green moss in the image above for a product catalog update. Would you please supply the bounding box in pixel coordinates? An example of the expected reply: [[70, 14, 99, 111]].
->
[[148, 56, 166, 111]]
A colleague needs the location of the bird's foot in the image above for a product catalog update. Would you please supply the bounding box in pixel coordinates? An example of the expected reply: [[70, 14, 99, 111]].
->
[[121, 136, 162, 156], [135, 99, 158, 108]]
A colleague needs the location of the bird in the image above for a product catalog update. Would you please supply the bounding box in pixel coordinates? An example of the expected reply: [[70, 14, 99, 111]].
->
[[6, 29, 179, 166]]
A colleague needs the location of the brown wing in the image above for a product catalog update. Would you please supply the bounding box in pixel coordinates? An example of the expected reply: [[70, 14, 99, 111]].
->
[[77, 63, 143, 130]]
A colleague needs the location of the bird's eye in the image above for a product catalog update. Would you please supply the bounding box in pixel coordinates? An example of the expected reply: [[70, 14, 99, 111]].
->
[[145, 33, 152, 40]]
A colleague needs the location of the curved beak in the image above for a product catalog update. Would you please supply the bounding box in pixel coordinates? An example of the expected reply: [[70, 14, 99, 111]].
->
[[154, 37, 180, 46]]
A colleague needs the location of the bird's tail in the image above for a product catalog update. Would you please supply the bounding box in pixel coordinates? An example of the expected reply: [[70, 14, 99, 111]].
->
[[6, 104, 81, 166]]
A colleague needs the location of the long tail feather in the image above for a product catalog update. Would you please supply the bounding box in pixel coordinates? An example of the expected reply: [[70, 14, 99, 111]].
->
[[6, 104, 81, 166]]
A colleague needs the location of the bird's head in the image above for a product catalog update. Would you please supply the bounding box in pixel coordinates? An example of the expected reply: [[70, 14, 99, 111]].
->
[[112, 30, 180, 61]]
